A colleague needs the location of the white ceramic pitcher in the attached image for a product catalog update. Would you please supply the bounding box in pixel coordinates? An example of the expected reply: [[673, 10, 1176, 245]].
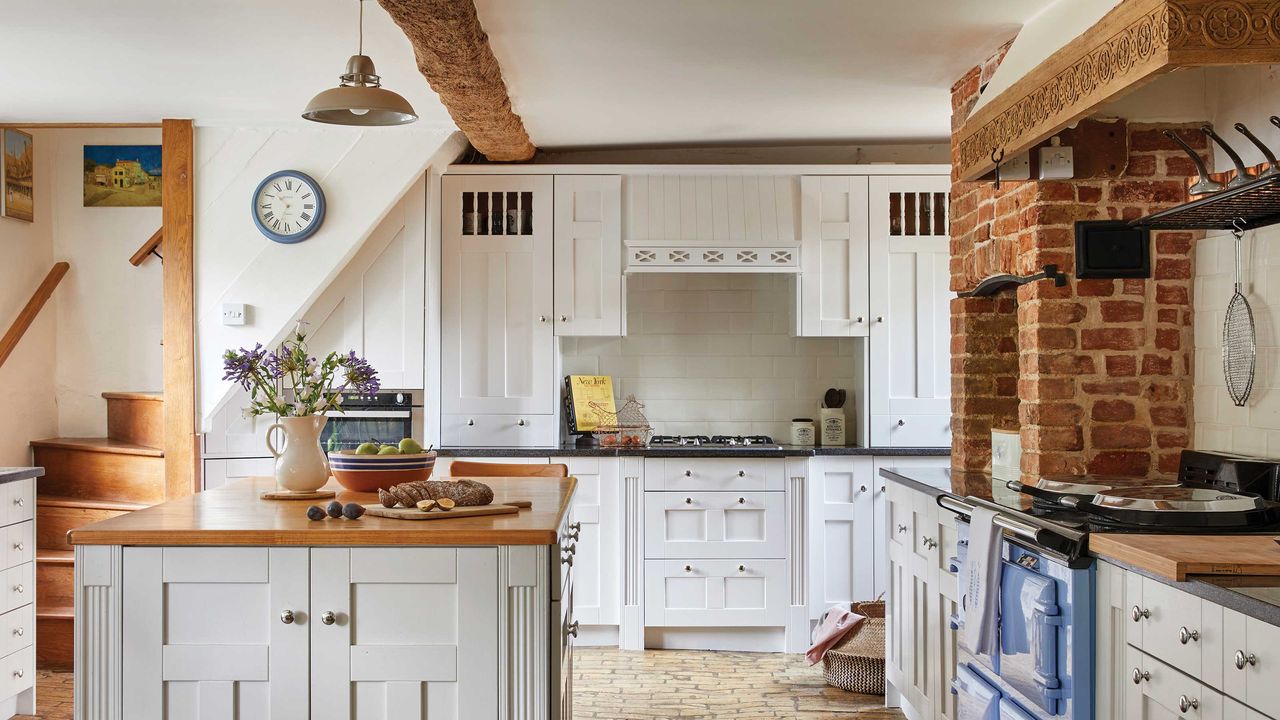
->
[[266, 415, 330, 493]]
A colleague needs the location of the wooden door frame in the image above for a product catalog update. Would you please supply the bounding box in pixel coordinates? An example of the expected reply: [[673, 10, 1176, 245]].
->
[[161, 118, 198, 499]]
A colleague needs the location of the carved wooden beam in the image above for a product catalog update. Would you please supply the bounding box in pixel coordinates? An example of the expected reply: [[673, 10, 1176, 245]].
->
[[955, 0, 1280, 181], [378, 0, 535, 162]]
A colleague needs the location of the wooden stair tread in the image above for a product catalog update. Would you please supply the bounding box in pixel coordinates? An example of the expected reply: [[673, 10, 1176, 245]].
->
[[30, 437, 163, 457], [38, 495, 148, 512], [101, 391, 163, 402], [37, 607, 73, 620], [36, 549, 73, 565]]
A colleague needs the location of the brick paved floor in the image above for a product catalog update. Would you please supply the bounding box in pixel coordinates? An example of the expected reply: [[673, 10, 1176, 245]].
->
[[26, 650, 902, 719]]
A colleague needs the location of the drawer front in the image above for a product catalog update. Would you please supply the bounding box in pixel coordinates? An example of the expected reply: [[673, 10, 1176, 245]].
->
[[1140, 576, 1206, 678], [0, 646, 33, 699], [1224, 611, 1280, 719], [440, 413, 557, 447], [644, 492, 785, 559], [0, 605, 33, 657], [4, 523, 32, 570], [3, 481, 33, 526], [645, 459, 784, 492], [873, 413, 952, 448], [3, 564, 31, 614], [1130, 648, 1226, 720], [644, 559, 786, 627], [909, 489, 938, 564], [886, 481, 912, 549]]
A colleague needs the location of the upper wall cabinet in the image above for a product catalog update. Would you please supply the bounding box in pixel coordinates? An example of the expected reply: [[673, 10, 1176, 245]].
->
[[798, 175, 870, 337], [868, 176, 952, 447], [306, 175, 426, 390], [554, 176, 623, 336], [441, 175, 554, 419]]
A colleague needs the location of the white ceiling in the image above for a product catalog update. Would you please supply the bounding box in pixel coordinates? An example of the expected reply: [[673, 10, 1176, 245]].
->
[[475, 0, 1049, 148], [0, 0, 455, 129], [1, 0, 1047, 148]]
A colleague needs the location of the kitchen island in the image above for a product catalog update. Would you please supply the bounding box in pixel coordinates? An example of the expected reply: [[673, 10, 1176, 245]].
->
[[69, 476, 577, 720]]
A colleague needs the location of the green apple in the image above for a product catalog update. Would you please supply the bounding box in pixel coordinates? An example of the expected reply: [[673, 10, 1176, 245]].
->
[[377, 445, 401, 455], [398, 438, 424, 455], [354, 442, 380, 455]]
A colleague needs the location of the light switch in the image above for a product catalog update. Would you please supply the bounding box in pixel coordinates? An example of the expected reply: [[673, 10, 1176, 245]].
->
[[1001, 152, 1032, 181], [221, 303, 248, 326], [1038, 136, 1074, 180]]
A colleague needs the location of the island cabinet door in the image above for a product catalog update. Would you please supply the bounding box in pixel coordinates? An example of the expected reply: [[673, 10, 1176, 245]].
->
[[310, 547, 499, 720], [122, 547, 310, 719]]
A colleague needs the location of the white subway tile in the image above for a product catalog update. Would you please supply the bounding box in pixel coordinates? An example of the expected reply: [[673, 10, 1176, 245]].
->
[[750, 334, 797, 356], [751, 378, 796, 400]]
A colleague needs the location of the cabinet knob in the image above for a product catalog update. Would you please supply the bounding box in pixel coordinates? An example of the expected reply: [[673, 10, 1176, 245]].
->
[[280, 610, 295, 625], [1131, 606, 1150, 622], [897, 524, 908, 534], [876, 316, 884, 323], [12, 585, 22, 594], [539, 315, 547, 323], [321, 611, 336, 626], [923, 537, 937, 549], [1179, 626, 1200, 645], [569, 521, 582, 532], [566, 621, 579, 638], [738, 565, 746, 573], [684, 470, 692, 477], [466, 419, 475, 426], [856, 317, 864, 323], [685, 497, 692, 504], [561, 542, 577, 556], [13, 498, 22, 507], [684, 565, 692, 573], [11, 543, 21, 551], [1131, 668, 1149, 684], [12, 627, 22, 637], [738, 497, 746, 504], [517, 419, 526, 427], [560, 315, 568, 322], [12, 670, 21, 679], [857, 485, 867, 494], [737, 470, 745, 477], [1235, 650, 1258, 669], [897, 419, 905, 427], [1178, 695, 1199, 713], [562, 552, 574, 567]]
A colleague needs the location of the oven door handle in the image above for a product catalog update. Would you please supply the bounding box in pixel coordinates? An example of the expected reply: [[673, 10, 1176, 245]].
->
[[324, 410, 413, 418]]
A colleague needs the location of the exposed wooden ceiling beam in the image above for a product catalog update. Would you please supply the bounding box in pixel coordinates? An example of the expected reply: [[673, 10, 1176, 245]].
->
[[955, 0, 1280, 181], [378, 0, 535, 162]]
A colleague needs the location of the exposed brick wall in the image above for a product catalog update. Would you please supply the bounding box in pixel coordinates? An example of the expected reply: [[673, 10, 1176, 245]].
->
[[949, 67, 1198, 478]]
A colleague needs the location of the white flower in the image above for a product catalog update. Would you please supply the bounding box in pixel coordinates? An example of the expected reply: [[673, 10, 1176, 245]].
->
[[240, 407, 254, 420], [334, 394, 344, 404], [293, 402, 306, 416]]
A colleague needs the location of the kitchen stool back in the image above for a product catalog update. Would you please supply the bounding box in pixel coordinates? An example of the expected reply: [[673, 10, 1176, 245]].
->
[[449, 460, 569, 478]]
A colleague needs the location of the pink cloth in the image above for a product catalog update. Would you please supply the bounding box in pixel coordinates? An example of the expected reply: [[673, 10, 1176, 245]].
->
[[806, 606, 866, 665]]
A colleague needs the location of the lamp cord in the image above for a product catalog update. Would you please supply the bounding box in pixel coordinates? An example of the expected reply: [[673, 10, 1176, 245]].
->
[[358, 0, 364, 56]]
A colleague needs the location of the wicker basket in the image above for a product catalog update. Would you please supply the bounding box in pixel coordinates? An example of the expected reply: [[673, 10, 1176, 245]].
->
[[822, 600, 886, 695]]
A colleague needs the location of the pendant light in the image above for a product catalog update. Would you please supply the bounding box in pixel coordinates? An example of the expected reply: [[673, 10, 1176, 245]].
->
[[302, 0, 417, 126]]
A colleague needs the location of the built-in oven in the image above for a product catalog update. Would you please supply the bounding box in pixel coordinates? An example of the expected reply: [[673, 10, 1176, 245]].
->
[[320, 391, 423, 452]]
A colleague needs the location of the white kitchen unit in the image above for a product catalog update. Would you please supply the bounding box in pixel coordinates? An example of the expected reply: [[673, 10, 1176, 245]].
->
[[304, 174, 427, 391], [554, 456, 622, 646], [1097, 560, 1280, 720], [884, 474, 961, 720], [441, 175, 556, 446], [553, 175, 624, 336], [799, 175, 870, 337], [0, 477, 34, 719], [201, 456, 274, 491]]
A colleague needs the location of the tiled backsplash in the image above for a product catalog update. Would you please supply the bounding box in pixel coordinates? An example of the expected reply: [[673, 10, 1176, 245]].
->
[[1194, 227, 1280, 455], [559, 273, 860, 440]]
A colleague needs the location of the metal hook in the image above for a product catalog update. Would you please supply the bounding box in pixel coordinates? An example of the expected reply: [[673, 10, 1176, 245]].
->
[[991, 148, 1005, 190], [1232, 217, 1247, 239]]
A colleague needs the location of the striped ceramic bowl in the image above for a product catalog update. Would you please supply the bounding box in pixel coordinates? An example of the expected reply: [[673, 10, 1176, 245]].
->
[[327, 451, 436, 492]]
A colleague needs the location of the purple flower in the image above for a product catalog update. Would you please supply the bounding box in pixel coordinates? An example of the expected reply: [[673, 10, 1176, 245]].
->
[[339, 351, 380, 395], [221, 343, 267, 390]]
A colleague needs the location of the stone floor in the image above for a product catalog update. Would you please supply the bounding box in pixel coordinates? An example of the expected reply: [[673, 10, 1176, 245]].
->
[[24, 650, 903, 719]]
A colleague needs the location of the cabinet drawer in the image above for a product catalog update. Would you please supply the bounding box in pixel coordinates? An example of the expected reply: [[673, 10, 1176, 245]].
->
[[886, 481, 913, 549], [3, 481, 33, 526], [644, 458, 784, 492], [644, 559, 786, 627], [0, 605, 33, 657], [440, 413, 557, 447], [1223, 608, 1280, 718], [1138, 576, 1210, 678], [644, 492, 785, 559], [4, 523, 31, 570], [1129, 646, 1227, 720], [3, 564, 31, 614], [873, 414, 951, 448], [0, 646, 32, 699]]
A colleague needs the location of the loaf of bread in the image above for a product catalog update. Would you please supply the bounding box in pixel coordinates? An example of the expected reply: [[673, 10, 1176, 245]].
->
[[378, 479, 494, 508]]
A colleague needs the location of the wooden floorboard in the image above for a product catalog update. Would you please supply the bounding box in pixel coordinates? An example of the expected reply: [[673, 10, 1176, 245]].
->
[[25, 649, 904, 719]]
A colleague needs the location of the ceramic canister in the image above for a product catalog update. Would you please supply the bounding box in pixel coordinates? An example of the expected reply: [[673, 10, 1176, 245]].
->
[[791, 418, 815, 446], [820, 408, 846, 446]]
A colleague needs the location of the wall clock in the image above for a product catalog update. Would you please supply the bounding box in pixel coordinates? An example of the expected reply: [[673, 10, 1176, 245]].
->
[[252, 170, 326, 243]]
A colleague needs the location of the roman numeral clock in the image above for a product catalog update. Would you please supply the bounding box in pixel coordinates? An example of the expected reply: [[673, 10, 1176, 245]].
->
[[252, 170, 326, 243]]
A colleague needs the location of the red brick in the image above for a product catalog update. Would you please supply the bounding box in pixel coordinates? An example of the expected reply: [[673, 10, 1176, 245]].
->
[[1122, 279, 1146, 296], [1157, 451, 1182, 475], [1146, 380, 1186, 402], [1156, 431, 1190, 449], [1092, 399, 1136, 422], [1156, 283, 1189, 305], [1165, 156, 1201, 177], [1155, 233, 1193, 255], [1091, 425, 1152, 449], [1100, 300, 1145, 323], [1076, 279, 1115, 297], [1109, 181, 1186, 204], [1077, 186, 1103, 203], [1105, 355, 1137, 377], [1089, 451, 1152, 475], [1157, 308, 1178, 323], [1155, 258, 1192, 280], [1021, 301, 1087, 325], [1020, 378, 1075, 401], [1082, 328, 1144, 350], [1130, 126, 1207, 152], [1020, 402, 1084, 427], [1155, 327, 1181, 350], [1150, 405, 1188, 427], [1027, 427, 1084, 452], [1039, 227, 1073, 249], [1127, 154, 1157, 177], [1141, 354, 1173, 375], [1081, 380, 1141, 396], [1021, 327, 1077, 351]]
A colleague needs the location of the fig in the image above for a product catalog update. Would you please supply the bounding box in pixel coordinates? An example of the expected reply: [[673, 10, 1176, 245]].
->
[[342, 503, 366, 520], [306, 505, 326, 521], [326, 500, 344, 518]]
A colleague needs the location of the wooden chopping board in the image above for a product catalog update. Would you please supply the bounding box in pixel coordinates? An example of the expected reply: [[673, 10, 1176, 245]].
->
[[1090, 533, 1280, 580], [364, 500, 532, 522]]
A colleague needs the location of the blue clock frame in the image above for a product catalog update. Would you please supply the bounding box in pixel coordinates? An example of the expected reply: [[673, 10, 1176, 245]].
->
[[251, 170, 326, 244]]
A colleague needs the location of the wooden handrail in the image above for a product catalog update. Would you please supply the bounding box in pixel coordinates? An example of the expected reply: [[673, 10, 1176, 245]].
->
[[129, 228, 163, 266], [0, 262, 70, 369]]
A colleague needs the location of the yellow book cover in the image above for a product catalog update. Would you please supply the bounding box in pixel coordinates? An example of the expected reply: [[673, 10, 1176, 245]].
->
[[568, 375, 616, 431]]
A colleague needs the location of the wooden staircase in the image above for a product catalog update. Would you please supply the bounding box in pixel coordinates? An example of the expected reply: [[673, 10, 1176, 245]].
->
[[30, 391, 164, 670]]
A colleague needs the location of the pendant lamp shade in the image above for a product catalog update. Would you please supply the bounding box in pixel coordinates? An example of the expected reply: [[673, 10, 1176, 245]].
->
[[302, 2, 417, 126]]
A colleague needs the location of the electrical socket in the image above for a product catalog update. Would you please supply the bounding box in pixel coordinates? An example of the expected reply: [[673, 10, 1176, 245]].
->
[[221, 303, 248, 326], [1001, 152, 1032, 181], [1039, 140, 1074, 180]]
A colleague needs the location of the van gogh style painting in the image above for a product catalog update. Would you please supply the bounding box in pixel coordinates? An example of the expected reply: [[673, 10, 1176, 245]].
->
[[3, 130, 34, 222], [83, 145, 162, 207]]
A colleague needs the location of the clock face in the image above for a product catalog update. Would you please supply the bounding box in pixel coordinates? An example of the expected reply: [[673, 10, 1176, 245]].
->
[[252, 170, 325, 243]]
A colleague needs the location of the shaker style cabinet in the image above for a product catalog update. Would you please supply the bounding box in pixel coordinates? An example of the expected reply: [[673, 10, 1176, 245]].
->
[[553, 457, 621, 630], [553, 176, 624, 336], [441, 175, 556, 445], [798, 175, 870, 337], [868, 176, 953, 448]]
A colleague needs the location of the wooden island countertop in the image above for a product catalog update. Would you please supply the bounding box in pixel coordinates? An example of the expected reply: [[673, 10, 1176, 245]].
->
[[68, 476, 576, 546]]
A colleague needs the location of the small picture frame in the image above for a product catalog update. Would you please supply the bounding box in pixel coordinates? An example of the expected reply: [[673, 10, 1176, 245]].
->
[[3, 129, 34, 222]]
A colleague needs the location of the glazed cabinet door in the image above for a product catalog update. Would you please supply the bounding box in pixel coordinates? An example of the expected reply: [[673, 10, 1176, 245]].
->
[[806, 456, 876, 619], [799, 175, 870, 337], [554, 175, 623, 336], [441, 175, 554, 416], [122, 547, 310, 719], [310, 548, 499, 720], [868, 175, 952, 447], [554, 457, 621, 628]]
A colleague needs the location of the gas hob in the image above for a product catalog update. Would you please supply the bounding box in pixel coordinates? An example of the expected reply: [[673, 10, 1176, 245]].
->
[[647, 434, 782, 450]]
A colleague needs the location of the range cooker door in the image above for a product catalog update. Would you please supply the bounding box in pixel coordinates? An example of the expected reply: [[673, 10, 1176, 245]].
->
[[998, 697, 1040, 720], [998, 553, 1063, 715], [951, 663, 1001, 720]]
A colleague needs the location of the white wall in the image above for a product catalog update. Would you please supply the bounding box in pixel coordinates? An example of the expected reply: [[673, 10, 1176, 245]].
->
[[0, 130, 57, 465], [195, 126, 459, 428], [559, 273, 859, 441]]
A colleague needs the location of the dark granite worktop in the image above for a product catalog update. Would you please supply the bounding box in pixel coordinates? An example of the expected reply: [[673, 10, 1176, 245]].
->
[[0, 467, 43, 484], [437, 444, 951, 459]]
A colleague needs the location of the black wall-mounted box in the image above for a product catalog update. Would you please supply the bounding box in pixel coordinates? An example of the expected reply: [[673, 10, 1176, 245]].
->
[[1074, 220, 1150, 279]]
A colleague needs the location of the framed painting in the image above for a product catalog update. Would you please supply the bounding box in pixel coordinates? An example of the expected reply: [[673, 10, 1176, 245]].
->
[[83, 145, 162, 207], [3, 129, 33, 222]]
